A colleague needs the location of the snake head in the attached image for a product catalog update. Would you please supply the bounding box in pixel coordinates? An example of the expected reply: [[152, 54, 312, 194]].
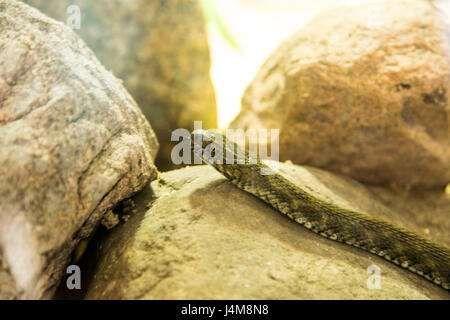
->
[[191, 129, 223, 149], [191, 129, 257, 166], [191, 129, 227, 165]]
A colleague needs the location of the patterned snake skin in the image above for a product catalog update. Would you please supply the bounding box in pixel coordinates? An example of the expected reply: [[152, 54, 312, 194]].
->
[[192, 129, 450, 291]]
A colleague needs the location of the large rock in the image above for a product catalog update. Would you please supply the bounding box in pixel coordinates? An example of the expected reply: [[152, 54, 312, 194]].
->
[[230, 0, 450, 189], [0, 0, 158, 299], [83, 163, 449, 299], [22, 0, 218, 170]]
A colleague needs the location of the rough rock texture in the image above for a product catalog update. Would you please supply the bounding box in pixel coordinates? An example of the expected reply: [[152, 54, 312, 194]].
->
[[83, 163, 449, 299], [0, 0, 158, 299], [230, 0, 450, 189], [22, 0, 218, 170], [0, 248, 20, 299]]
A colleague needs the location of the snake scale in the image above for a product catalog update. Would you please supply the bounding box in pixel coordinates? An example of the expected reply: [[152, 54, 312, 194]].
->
[[192, 129, 450, 291]]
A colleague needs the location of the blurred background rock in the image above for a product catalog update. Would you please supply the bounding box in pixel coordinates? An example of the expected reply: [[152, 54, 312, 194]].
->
[[227, 0, 450, 189]]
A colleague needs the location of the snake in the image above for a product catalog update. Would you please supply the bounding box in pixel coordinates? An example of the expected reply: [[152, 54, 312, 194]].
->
[[191, 129, 450, 291]]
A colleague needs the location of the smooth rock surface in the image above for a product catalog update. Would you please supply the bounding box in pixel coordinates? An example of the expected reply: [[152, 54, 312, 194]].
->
[[83, 163, 449, 299], [0, 0, 158, 299], [231, 0, 450, 189], [22, 0, 218, 170]]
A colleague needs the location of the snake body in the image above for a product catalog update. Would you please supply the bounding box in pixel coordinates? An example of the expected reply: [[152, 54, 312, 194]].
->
[[192, 129, 450, 290]]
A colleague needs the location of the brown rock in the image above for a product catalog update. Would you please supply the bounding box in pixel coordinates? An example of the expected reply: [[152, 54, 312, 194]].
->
[[83, 163, 449, 299], [22, 0, 218, 170], [0, 248, 20, 300], [230, 0, 450, 189], [0, 0, 158, 299]]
